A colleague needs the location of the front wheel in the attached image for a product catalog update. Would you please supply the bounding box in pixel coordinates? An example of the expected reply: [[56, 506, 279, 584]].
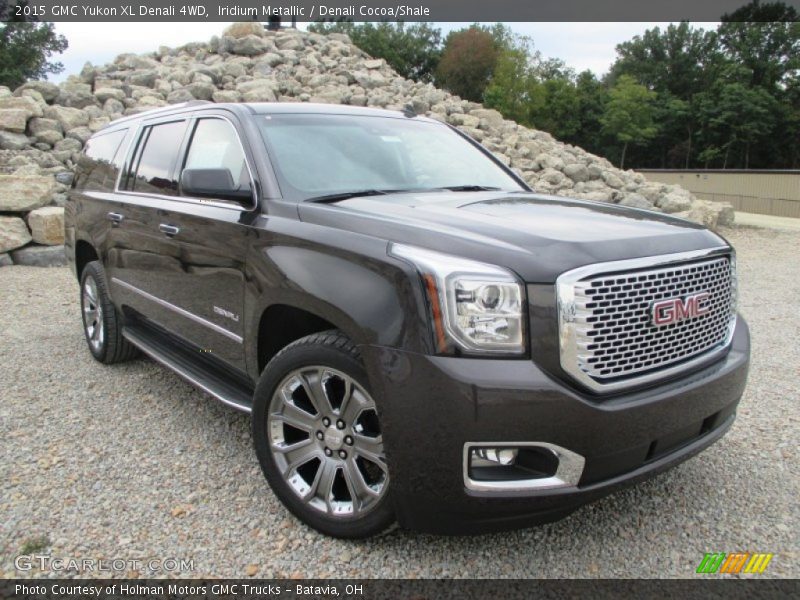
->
[[252, 330, 394, 538]]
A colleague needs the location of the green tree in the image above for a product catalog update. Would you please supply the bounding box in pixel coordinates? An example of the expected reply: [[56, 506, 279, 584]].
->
[[718, 1, 800, 91], [601, 75, 658, 169], [483, 28, 541, 123], [533, 78, 581, 140], [436, 26, 498, 102], [0, 1, 68, 89], [308, 21, 442, 83], [696, 82, 778, 168], [609, 22, 725, 168]]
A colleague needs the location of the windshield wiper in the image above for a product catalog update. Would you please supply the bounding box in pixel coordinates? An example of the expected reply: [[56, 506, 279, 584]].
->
[[306, 189, 420, 204], [434, 185, 502, 192]]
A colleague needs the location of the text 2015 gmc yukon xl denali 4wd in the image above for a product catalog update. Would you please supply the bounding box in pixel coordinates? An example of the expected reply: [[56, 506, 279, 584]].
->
[[65, 102, 750, 538]]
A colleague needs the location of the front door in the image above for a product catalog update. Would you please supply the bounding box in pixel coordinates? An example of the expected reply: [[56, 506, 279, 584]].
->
[[141, 115, 258, 373]]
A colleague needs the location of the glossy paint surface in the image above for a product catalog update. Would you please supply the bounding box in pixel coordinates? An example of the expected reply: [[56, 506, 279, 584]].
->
[[64, 103, 751, 534]]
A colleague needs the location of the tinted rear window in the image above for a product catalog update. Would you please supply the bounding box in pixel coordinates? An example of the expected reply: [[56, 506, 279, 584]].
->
[[76, 129, 128, 190], [128, 120, 188, 195]]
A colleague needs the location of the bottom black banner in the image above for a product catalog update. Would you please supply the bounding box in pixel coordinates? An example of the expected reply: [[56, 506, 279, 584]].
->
[[1, 579, 798, 600]]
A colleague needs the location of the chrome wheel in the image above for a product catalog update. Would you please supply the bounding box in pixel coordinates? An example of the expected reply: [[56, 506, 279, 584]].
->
[[268, 366, 388, 517], [82, 276, 104, 352]]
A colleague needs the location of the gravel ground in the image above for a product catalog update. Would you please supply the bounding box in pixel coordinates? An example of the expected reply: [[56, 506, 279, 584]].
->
[[1, 225, 798, 579]]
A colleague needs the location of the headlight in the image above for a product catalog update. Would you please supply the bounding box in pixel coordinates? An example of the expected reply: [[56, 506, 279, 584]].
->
[[390, 244, 525, 355]]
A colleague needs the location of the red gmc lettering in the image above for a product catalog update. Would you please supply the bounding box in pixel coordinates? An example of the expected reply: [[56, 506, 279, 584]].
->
[[653, 292, 710, 326]]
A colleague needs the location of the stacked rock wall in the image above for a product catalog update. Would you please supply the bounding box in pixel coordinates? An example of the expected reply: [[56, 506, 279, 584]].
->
[[0, 23, 734, 267]]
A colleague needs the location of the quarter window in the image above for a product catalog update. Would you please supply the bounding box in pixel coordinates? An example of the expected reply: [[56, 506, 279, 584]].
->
[[181, 118, 251, 196], [129, 120, 188, 195], [77, 129, 128, 190]]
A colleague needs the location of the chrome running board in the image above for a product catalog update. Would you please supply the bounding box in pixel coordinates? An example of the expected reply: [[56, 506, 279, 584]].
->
[[123, 324, 253, 413]]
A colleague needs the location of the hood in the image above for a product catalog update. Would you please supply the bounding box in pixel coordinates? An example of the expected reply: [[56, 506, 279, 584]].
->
[[297, 191, 728, 283]]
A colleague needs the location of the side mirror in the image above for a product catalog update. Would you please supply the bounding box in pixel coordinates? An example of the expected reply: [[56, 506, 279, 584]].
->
[[180, 168, 252, 204]]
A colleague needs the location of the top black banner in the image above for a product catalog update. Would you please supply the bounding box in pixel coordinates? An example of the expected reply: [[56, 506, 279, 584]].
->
[[3, 0, 800, 22]]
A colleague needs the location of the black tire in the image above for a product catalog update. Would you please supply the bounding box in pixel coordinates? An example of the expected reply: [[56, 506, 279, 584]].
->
[[252, 330, 395, 539], [79, 261, 138, 364]]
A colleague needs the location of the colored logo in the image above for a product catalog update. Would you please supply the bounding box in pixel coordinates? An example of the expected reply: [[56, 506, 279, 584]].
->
[[696, 552, 774, 574], [652, 292, 710, 326]]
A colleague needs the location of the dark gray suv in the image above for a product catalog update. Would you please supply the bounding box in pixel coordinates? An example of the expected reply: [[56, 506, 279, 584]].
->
[[65, 101, 750, 538]]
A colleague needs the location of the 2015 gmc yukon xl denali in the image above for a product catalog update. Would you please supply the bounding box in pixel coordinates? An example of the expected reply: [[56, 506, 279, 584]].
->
[[65, 101, 750, 538]]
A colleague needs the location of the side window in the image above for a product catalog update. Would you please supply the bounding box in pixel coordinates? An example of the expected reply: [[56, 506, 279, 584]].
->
[[129, 120, 188, 195], [76, 129, 127, 191], [181, 119, 251, 196]]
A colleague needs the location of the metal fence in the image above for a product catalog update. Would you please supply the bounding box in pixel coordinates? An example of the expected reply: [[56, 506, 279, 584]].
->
[[638, 170, 800, 219]]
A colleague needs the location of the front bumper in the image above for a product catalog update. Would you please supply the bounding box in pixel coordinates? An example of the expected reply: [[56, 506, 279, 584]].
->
[[361, 316, 750, 534]]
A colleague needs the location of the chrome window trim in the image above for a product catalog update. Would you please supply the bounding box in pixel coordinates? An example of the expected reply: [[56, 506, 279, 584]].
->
[[111, 277, 243, 344], [114, 113, 259, 212], [556, 246, 736, 394], [177, 114, 259, 210], [463, 442, 585, 492]]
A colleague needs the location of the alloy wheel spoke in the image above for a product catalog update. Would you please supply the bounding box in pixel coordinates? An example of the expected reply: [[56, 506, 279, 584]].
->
[[274, 402, 317, 432], [300, 369, 335, 416], [343, 459, 379, 505], [84, 280, 97, 304], [275, 438, 317, 473], [336, 377, 356, 420], [353, 435, 386, 470], [308, 459, 338, 508]]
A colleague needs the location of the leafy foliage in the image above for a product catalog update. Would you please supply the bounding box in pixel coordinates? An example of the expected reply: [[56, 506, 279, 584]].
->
[[436, 26, 498, 102], [601, 76, 658, 168], [310, 7, 800, 169], [0, 1, 68, 89], [308, 21, 441, 83]]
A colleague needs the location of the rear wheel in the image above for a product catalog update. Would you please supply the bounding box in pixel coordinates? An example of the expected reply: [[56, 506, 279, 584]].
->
[[252, 330, 394, 538], [80, 261, 138, 364]]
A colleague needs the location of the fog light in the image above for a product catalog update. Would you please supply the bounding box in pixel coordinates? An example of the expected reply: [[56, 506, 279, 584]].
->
[[471, 447, 518, 467]]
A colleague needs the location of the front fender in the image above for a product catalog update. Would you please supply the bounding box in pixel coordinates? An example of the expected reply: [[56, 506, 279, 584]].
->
[[243, 218, 432, 380]]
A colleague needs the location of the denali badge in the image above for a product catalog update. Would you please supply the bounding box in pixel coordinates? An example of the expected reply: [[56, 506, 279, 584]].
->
[[213, 305, 240, 322], [652, 292, 710, 326]]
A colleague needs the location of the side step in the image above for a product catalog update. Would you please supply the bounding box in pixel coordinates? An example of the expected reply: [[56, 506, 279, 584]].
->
[[123, 324, 254, 413]]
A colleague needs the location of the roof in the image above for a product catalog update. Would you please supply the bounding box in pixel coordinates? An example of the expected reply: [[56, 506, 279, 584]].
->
[[98, 101, 438, 134]]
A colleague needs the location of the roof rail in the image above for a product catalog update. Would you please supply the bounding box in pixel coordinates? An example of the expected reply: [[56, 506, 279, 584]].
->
[[102, 100, 214, 127]]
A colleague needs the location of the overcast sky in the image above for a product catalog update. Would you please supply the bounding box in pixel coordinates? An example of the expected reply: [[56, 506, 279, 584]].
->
[[50, 22, 714, 82]]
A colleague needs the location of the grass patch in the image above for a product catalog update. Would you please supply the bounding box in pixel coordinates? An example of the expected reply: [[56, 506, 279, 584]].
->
[[20, 535, 50, 554]]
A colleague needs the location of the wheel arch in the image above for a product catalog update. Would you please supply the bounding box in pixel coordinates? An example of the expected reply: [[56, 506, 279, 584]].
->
[[75, 239, 99, 281]]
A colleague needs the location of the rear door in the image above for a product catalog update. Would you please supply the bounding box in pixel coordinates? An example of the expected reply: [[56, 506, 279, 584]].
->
[[106, 117, 191, 334]]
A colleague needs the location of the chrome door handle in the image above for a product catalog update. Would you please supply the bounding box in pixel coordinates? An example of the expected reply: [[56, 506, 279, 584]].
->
[[107, 212, 124, 224], [159, 224, 180, 237]]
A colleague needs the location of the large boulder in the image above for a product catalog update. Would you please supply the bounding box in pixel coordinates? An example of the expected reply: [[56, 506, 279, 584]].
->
[[0, 175, 57, 211], [14, 81, 60, 102], [27, 206, 65, 245], [0, 95, 44, 118], [231, 35, 269, 56], [0, 130, 31, 150], [44, 105, 90, 131], [10, 244, 66, 267], [0, 109, 29, 133], [223, 22, 265, 39], [27, 117, 64, 146], [0, 216, 32, 253]]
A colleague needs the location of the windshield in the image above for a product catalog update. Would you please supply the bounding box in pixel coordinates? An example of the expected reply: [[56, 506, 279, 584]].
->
[[257, 114, 524, 201]]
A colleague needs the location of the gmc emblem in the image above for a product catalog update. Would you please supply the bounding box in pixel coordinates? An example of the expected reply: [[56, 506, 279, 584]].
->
[[652, 292, 710, 326]]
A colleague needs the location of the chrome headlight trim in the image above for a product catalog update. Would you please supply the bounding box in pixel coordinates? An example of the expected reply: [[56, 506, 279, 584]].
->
[[390, 243, 526, 355]]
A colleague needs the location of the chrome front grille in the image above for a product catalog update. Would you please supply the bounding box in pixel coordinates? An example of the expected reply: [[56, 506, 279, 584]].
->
[[556, 249, 737, 392]]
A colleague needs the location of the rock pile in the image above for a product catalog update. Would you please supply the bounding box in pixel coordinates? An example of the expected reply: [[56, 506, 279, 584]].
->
[[0, 23, 734, 267]]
